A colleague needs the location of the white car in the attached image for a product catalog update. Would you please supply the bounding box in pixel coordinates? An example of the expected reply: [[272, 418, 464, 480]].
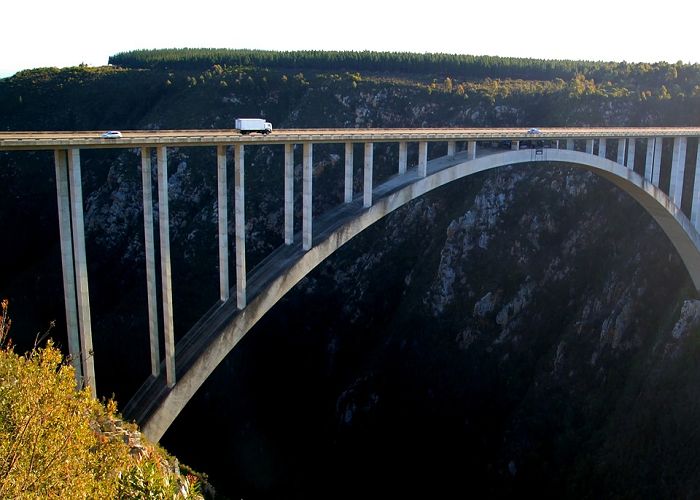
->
[[101, 131, 122, 139], [527, 128, 542, 135]]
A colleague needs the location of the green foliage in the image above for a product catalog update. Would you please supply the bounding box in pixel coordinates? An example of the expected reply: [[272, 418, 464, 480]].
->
[[108, 48, 700, 90], [0, 302, 202, 498]]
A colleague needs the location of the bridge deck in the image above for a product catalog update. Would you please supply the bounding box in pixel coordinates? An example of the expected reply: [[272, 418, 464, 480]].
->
[[2, 127, 700, 151]]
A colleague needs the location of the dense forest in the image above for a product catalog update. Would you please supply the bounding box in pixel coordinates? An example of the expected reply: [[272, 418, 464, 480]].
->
[[108, 48, 700, 98]]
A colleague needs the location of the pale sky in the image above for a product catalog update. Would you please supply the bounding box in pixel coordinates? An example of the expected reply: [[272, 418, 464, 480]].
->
[[2, 0, 699, 78]]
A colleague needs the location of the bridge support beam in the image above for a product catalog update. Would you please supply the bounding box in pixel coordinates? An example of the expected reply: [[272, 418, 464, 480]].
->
[[586, 140, 594, 154], [652, 137, 663, 187], [303, 143, 313, 250], [364, 143, 373, 208], [617, 139, 626, 165], [217, 146, 229, 302], [156, 147, 176, 388], [670, 137, 687, 207], [234, 144, 247, 309], [418, 141, 427, 177], [598, 138, 607, 159], [626, 139, 636, 169], [692, 145, 700, 230], [67, 149, 96, 393], [567, 138, 574, 150], [54, 150, 82, 381], [468, 141, 476, 160], [141, 148, 160, 377], [285, 144, 294, 243], [644, 138, 655, 183], [511, 141, 520, 150], [398, 142, 407, 175], [344, 142, 353, 203], [447, 141, 456, 158]]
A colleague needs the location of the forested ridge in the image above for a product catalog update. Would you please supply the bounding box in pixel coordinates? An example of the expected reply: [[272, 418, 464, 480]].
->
[[108, 48, 700, 96]]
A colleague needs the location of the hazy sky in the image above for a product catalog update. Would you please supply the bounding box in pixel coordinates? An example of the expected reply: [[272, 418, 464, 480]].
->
[[2, 0, 698, 77]]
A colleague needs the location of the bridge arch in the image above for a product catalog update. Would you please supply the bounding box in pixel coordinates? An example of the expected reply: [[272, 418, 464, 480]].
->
[[141, 147, 700, 440]]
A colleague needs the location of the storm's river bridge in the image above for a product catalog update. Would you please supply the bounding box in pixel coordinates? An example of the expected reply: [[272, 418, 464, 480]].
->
[[2, 127, 700, 441]]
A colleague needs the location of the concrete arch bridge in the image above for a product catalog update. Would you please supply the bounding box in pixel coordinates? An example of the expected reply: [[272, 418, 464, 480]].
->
[[2, 127, 700, 441]]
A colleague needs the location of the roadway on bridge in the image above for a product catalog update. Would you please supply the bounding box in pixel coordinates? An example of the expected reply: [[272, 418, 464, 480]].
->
[[2, 127, 700, 150]]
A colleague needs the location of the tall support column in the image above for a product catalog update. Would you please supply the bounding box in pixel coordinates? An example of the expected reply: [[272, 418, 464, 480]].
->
[[216, 146, 229, 302], [418, 141, 428, 177], [691, 145, 700, 230], [617, 139, 626, 165], [670, 137, 687, 207], [626, 139, 636, 169], [398, 142, 407, 174], [652, 137, 663, 187], [344, 142, 353, 203], [284, 143, 294, 242], [598, 138, 607, 159], [511, 141, 520, 150], [303, 143, 313, 251], [468, 141, 477, 160], [54, 150, 81, 380], [447, 141, 456, 158], [363, 143, 373, 208], [644, 138, 655, 182], [234, 144, 246, 309], [141, 148, 160, 377], [585, 140, 594, 154], [567, 138, 574, 150], [67, 148, 96, 393], [156, 147, 176, 388]]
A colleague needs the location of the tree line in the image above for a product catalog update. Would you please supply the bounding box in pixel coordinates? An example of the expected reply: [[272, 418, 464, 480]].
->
[[107, 48, 700, 86]]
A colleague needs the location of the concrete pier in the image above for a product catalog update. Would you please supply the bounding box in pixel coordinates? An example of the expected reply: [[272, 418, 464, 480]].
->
[[217, 146, 229, 302], [652, 137, 663, 187], [626, 139, 636, 169], [364, 142, 373, 208], [67, 149, 96, 393], [586, 140, 594, 154], [54, 150, 81, 380], [418, 141, 427, 177], [285, 143, 294, 243], [156, 147, 176, 388], [344, 142, 353, 203], [598, 138, 607, 159], [447, 141, 456, 157], [692, 145, 700, 230], [468, 141, 476, 160], [670, 137, 687, 207], [398, 142, 407, 174], [141, 148, 160, 377], [617, 139, 626, 165], [644, 138, 655, 183], [234, 144, 246, 309], [303, 143, 313, 250], [511, 141, 520, 150], [567, 138, 574, 150]]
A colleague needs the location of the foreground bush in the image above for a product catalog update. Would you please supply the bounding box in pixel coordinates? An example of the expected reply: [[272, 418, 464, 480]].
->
[[0, 300, 201, 498]]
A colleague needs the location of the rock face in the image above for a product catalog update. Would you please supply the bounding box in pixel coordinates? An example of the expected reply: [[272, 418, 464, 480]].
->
[[2, 67, 700, 499]]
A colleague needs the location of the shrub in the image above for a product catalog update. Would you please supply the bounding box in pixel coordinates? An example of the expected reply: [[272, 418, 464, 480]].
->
[[0, 301, 201, 498]]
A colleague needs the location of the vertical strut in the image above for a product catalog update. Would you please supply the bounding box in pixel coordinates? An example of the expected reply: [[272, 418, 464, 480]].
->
[[141, 147, 160, 377]]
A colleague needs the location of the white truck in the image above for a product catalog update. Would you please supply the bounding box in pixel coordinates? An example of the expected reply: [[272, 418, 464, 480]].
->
[[235, 118, 273, 135]]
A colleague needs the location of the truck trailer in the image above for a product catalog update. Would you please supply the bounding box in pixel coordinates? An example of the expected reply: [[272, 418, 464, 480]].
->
[[235, 118, 273, 135]]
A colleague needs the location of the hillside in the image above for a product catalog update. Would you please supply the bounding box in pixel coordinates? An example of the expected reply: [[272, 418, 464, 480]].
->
[[1, 50, 700, 498]]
